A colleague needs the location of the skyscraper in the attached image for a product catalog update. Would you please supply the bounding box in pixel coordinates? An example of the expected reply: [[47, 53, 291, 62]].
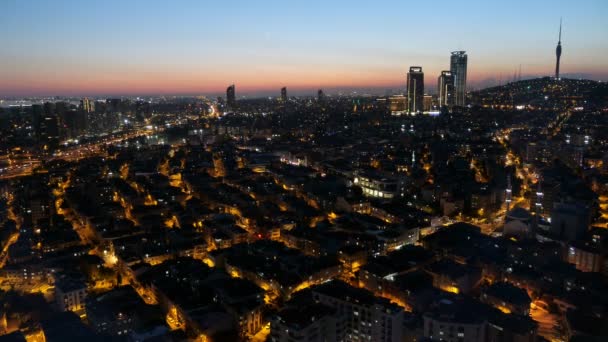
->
[[555, 18, 562, 80], [226, 84, 236, 109], [80, 97, 93, 113], [450, 51, 468, 106], [317, 89, 325, 101], [280, 87, 287, 102], [437, 70, 454, 109], [31, 104, 43, 141], [106, 98, 122, 113], [406, 66, 424, 114], [40, 102, 59, 149]]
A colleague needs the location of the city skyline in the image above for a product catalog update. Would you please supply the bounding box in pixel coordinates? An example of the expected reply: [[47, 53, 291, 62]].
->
[[1, 2, 608, 339], [1, 0, 608, 97]]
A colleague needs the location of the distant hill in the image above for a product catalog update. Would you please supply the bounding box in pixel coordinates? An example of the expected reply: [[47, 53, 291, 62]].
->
[[470, 77, 608, 109]]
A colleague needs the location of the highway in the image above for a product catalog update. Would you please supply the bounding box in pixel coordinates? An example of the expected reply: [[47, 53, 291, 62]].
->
[[0, 128, 155, 180]]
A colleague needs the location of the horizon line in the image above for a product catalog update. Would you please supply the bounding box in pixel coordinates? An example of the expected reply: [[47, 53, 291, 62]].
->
[[1, 75, 605, 100]]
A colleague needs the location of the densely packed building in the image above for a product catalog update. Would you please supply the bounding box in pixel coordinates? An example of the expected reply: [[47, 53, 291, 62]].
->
[[1, 78, 608, 341]]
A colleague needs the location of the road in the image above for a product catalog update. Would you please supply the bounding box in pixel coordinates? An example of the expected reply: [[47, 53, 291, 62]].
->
[[249, 323, 270, 342], [0, 128, 154, 180], [0, 196, 22, 268], [530, 300, 565, 342]]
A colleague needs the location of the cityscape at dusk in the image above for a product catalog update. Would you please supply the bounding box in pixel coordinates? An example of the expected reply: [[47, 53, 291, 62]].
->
[[1, 1, 608, 342]]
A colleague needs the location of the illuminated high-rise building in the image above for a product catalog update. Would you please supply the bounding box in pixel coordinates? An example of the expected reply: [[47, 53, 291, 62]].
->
[[280, 87, 287, 102], [450, 51, 468, 106], [80, 97, 93, 113], [555, 18, 562, 80], [226, 84, 236, 109], [407, 67, 424, 114], [437, 71, 454, 108]]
